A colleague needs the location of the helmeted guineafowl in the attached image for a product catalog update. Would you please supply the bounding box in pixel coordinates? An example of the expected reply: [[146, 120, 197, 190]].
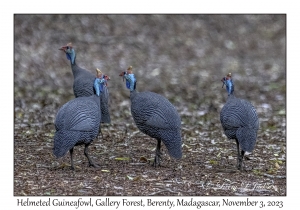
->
[[53, 74, 109, 170], [94, 68, 110, 125], [220, 73, 259, 170], [59, 43, 111, 124], [119, 66, 182, 167]]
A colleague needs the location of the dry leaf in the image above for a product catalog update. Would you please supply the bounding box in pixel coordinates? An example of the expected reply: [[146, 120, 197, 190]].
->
[[115, 157, 130, 161]]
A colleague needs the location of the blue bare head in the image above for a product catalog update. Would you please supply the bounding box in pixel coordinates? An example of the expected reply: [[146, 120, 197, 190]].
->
[[59, 43, 76, 64], [94, 68, 110, 96], [221, 73, 234, 95], [119, 66, 136, 92]]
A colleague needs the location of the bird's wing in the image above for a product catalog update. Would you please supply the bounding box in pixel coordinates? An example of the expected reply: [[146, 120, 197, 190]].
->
[[145, 111, 171, 129]]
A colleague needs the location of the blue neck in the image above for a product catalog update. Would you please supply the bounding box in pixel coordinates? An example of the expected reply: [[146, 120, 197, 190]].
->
[[94, 77, 106, 96], [66, 49, 76, 65], [125, 73, 136, 92], [225, 79, 234, 96]]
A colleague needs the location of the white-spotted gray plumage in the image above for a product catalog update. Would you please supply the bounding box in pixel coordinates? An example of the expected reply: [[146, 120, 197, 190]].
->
[[220, 74, 259, 170], [53, 94, 101, 169], [59, 43, 110, 124], [120, 69, 182, 167]]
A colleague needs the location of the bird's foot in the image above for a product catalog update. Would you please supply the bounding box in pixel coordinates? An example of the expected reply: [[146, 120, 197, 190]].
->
[[237, 158, 244, 171], [152, 157, 160, 167], [152, 151, 162, 167]]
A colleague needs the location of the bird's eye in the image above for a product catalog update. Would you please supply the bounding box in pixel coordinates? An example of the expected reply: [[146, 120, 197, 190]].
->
[[66, 46, 69, 49]]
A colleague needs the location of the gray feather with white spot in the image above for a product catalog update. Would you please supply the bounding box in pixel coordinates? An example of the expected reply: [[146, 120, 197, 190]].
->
[[220, 74, 259, 170], [121, 69, 182, 167], [53, 93, 101, 169], [59, 43, 110, 123]]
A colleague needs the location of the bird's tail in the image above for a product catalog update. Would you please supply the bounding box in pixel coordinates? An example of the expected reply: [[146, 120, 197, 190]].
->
[[236, 127, 257, 152], [53, 130, 80, 158], [161, 130, 182, 159]]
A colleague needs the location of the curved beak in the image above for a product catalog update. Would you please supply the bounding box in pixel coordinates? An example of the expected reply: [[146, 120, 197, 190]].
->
[[221, 77, 226, 88], [59, 46, 67, 51]]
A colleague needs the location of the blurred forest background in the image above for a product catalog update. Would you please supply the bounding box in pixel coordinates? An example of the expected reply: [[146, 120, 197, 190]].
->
[[14, 15, 286, 196]]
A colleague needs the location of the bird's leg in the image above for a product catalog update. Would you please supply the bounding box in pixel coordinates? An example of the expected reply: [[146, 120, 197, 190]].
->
[[69, 147, 75, 170], [84, 143, 99, 168], [153, 139, 162, 167], [240, 150, 245, 170], [235, 139, 242, 170]]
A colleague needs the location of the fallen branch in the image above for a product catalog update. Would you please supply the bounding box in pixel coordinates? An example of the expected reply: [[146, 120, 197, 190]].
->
[[129, 163, 147, 165], [263, 173, 286, 179]]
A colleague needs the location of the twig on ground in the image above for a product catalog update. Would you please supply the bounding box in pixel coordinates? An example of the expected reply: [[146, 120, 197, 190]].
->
[[263, 173, 286, 179]]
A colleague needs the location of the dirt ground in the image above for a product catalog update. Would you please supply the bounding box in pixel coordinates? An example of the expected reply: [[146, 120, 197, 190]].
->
[[14, 14, 286, 196]]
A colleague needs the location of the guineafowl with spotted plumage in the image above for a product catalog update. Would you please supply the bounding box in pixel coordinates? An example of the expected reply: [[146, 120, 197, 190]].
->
[[220, 73, 259, 170], [53, 73, 109, 170], [59, 43, 111, 124], [119, 66, 182, 167]]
